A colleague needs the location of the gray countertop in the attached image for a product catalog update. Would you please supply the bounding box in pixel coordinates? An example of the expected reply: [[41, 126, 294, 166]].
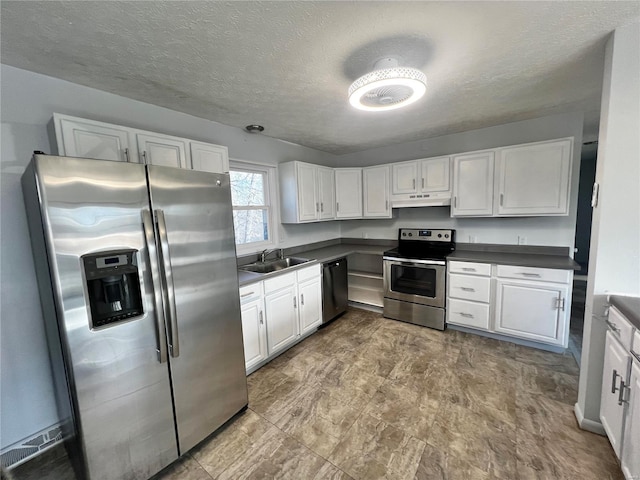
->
[[609, 295, 640, 329], [447, 250, 580, 270]]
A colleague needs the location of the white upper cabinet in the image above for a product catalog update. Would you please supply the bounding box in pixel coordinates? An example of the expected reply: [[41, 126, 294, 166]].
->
[[55, 114, 138, 163], [317, 166, 336, 220], [363, 165, 391, 218], [190, 141, 229, 173], [137, 133, 190, 169], [496, 138, 572, 216], [452, 150, 495, 216], [391, 161, 419, 195], [54, 113, 228, 174], [390, 156, 451, 207], [279, 161, 335, 223], [335, 168, 363, 219]]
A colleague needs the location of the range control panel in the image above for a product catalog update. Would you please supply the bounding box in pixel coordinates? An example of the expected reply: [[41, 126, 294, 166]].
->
[[398, 228, 454, 242]]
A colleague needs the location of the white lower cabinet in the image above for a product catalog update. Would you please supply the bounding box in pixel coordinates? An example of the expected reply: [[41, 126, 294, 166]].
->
[[494, 279, 569, 346], [446, 261, 573, 348], [239, 284, 267, 372], [622, 359, 640, 479], [241, 264, 322, 373]]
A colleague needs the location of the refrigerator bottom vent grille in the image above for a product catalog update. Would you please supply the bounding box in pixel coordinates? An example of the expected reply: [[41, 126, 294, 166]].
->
[[0, 424, 63, 469]]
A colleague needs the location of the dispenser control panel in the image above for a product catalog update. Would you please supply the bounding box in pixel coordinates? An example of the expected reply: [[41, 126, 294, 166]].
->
[[83, 249, 143, 329]]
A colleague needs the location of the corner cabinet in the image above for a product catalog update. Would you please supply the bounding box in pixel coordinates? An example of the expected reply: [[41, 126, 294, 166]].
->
[[53, 113, 229, 173], [335, 168, 363, 219], [363, 165, 391, 218], [279, 161, 335, 223]]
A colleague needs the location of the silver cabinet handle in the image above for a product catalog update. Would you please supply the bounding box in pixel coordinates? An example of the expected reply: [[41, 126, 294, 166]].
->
[[142, 151, 148, 164], [500, 193, 504, 206], [124, 148, 130, 162], [462, 267, 476, 272], [301, 293, 305, 306], [240, 291, 255, 298], [454, 196, 457, 208], [156, 209, 179, 358], [559, 298, 565, 311], [259, 311, 264, 325], [336, 202, 339, 212], [293, 296, 297, 308], [385, 200, 389, 210], [142, 210, 168, 364], [460, 287, 475, 292], [458, 312, 474, 318], [316, 202, 319, 212], [422, 178, 425, 189], [612, 369, 620, 394], [618, 380, 630, 405], [321, 202, 324, 212], [606, 320, 620, 334], [520, 272, 542, 278], [412, 179, 416, 189]]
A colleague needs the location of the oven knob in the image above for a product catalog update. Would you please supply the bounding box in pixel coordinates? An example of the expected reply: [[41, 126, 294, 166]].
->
[[438, 234, 442, 238], [408, 233, 413, 236], [445, 234, 449, 238], [402, 233, 406, 236]]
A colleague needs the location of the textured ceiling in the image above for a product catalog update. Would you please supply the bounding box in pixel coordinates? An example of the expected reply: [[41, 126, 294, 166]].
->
[[1, 1, 639, 154]]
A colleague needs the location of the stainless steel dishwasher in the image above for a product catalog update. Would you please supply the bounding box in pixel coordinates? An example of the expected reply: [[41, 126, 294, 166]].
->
[[322, 257, 348, 324]]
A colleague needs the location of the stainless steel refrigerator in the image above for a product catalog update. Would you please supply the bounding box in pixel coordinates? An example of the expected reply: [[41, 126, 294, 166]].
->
[[21, 155, 248, 480]]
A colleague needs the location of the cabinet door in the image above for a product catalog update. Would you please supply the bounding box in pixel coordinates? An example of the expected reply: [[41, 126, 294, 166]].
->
[[494, 279, 568, 346], [391, 161, 418, 195], [58, 116, 137, 163], [317, 166, 336, 220], [296, 163, 319, 222], [240, 298, 267, 372], [137, 133, 190, 169], [452, 151, 495, 216], [299, 277, 322, 335], [420, 157, 450, 193], [622, 361, 640, 478], [363, 165, 391, 218], [600, 331, 629, 458], [335, 168, 363, 219], [497, 139, 572, 216], [264, 287, 298, 355], [190, 141, 229, 173]]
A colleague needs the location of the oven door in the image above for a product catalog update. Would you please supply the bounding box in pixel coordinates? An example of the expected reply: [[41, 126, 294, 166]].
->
[[383, 258, 446, 307]]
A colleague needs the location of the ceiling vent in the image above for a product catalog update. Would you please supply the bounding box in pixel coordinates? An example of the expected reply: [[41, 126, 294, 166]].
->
[[348, 58, 427, 112]]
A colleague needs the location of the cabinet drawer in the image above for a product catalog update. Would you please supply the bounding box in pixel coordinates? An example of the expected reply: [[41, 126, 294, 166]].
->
[[448, 261, 491, 276], [608, 306, 635, 351], [296, 263, 320, 283], [264, 271, 296, 294], [496, 265, 570, 284], [447, 298, 490, 330], [448, 274, 491, 303], [239, 283, 262, 304]]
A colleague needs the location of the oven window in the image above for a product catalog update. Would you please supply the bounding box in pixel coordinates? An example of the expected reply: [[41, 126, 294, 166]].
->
[[390, 264, 437, 298]]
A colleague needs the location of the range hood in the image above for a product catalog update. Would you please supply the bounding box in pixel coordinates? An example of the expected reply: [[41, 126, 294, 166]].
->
[[390, 191, 452, 208]]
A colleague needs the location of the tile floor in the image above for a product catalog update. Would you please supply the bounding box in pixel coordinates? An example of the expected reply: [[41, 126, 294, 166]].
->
[[11, 308, 622, 480]]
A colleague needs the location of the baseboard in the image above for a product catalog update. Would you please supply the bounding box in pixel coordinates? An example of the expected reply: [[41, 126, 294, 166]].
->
[[574, 402, 606, 436]]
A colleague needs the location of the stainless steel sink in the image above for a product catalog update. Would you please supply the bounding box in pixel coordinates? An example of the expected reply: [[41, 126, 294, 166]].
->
[[239, 257, 312, 274]]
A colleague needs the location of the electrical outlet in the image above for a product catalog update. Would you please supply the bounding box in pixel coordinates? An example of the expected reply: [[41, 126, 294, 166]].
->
[[518, 236, 527, 245]]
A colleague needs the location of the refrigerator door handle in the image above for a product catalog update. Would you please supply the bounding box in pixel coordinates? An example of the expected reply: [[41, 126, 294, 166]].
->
[[156, 209, 180, 358], [142, 210, 168, 363]]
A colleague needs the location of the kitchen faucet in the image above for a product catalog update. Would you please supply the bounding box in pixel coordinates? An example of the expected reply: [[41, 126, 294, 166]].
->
[[260, 248, 284, 263]]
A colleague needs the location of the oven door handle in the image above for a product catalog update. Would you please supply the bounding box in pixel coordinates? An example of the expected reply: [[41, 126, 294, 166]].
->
[[383, 256, 446, 266]]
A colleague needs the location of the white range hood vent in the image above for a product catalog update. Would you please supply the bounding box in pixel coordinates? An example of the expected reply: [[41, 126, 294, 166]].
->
[[390, 191, 452, 208]]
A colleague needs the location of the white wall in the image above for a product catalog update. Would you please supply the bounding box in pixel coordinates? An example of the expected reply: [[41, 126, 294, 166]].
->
[[0, 65, 339, 448], [338, 112, 584, 249], [576, 21, 640, 429]]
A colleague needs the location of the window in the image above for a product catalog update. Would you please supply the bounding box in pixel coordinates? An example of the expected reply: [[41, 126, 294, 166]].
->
[[229, 162, 275, 251]]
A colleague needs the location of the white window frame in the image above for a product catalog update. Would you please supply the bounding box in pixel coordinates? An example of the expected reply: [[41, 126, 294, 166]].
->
[[229, 159, 277, 255]]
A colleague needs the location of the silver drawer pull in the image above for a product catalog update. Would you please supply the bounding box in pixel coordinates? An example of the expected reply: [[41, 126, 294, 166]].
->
[[458, 312, 474, 318], [612, 369, 620, 394], [460, 287, 476, 292], [240, 291, 255, 298], [618, 380, 630, 405], [259, 311, 264, 325], [462, 267, 476, 272], [520, 272, 542, 278], [605, 320, 620, 334]]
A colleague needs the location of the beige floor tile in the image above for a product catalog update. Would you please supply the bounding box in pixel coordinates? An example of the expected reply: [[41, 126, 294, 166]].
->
[[516, 362, 579, 405], [413, 444, 490, 480], [152, 454, 212, 480], [329, 413, 425, 480], [313, 462, 355, 480], [515, 344, 580, 376]]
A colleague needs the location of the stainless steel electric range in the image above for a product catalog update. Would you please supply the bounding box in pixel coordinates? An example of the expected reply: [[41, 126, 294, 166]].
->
[[383, 228, 456, 330]]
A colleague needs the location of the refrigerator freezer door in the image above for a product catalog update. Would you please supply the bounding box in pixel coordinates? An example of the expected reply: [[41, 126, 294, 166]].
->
[[147, 166, 248, 454], [23, 156, 178, 480]]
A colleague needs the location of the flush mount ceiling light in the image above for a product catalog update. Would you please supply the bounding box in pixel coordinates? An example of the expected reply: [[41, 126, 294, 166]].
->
[[348, 58, 427, 112], [245, 124, 264, 133]]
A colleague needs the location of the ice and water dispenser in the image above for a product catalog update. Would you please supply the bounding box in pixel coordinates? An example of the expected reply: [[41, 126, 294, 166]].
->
[[82, 249, 143, 329]]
